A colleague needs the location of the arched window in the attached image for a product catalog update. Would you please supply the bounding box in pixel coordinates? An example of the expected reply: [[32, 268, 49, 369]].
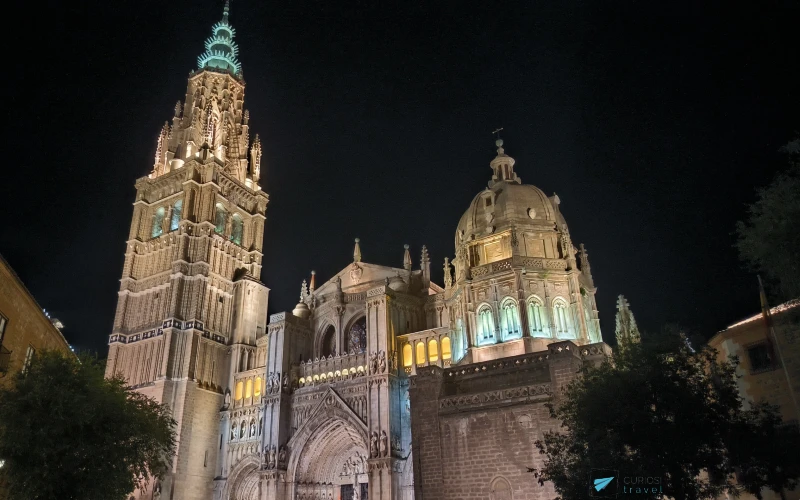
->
[[477, 306, 495, 345], [500, 299, 521, 341], [245, 379, 252, 399], [348, 317, 367, 354], [428, 339, 439, 363], [403, 344, 413, 367], [214, 203, 227, 234], [441, 336, 452, 361], [254, 377, 262, 397], [151, 207, 165, 238], [231, 213, 243, 245], [170, 199, 182, 231], [528, 299, 546, 337], [553, 299, 571, 336], [320, 325, 336, 358], [416, 342, 425, 366], [235, 381, 243, 401]]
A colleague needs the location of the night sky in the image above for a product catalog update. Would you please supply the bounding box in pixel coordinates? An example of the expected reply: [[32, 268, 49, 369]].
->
[[3, 0, 798, 355]]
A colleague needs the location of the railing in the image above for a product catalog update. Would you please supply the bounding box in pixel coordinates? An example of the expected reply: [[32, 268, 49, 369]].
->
[[0, 345, 11, 376], [295, 351, 369, 387], [470, 256, 567, 278]]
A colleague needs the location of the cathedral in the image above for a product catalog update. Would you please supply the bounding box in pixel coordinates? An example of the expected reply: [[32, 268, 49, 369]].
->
[[104, 4, 612, 500]]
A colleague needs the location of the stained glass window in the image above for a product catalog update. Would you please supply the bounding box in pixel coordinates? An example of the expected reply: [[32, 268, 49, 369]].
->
[[170, 199, 182, 231], [348, 317, 367, 354], [231, 214, 243, 245], [500, 299, 521, 341], [477, 307, 495, 345], [528, 300, 545, 336], [215, 204, 226, 234], [151, 207, 165, 238]]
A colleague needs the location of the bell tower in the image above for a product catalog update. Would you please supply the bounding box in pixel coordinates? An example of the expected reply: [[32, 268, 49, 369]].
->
[[104, 3, 270, 499]]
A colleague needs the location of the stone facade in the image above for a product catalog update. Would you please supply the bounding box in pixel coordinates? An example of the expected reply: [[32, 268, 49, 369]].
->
[[107, 5, 612, 500], [104, 4, 269, 499]]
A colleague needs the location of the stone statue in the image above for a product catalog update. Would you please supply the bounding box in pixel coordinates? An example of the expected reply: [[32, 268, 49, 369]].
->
[[223, 390, 231, 410], [370, 353, 379, 375], [250, 421, 256, 437], [378, 350, 386, 373], [370, 432, 379, 458], [231, 424, 238, 440], [353, 477, 361, 500], [268, 446, 276, 469], [380, 430, 388, 457], [278, 445, 286, 467]]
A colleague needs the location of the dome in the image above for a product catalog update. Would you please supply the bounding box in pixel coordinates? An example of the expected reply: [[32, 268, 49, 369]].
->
[[456, 178, 558, 247]]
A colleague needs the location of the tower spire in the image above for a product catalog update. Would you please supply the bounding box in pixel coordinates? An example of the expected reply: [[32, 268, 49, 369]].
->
[[353, 238, 362, 263], [197, 0, 242, 77], [615, 295, 641, 348], [403, 244, 412, 271]]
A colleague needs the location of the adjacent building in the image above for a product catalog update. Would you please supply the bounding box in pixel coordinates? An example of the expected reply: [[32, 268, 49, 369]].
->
[[0, 253, 73, 387], [709, 299, 800, 425]]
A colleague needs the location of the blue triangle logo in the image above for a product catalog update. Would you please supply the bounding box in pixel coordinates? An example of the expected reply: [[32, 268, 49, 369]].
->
[[594, 477, 615, 492]]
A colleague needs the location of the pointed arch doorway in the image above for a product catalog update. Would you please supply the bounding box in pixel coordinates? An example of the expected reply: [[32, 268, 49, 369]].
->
[[287, 392, 370, 500]]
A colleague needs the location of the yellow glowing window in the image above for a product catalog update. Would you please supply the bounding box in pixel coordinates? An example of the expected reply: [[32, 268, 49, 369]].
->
[[299, 377, 305, 385], [342, 369, 349, 377], [235, 381, 243, 401], [403, 344, 413, 367], [327, 372, 334, 379], [428, 339, 439, 363], [357, 366, 365, 373], [320, 373, 327, 381], [245, 379, 253, 399], [313, 374, 320, 381], [441, 337, 451, 360], [254, 377, 262, 397], [416, 342, 425, 366], [335, 370, 341, 377]]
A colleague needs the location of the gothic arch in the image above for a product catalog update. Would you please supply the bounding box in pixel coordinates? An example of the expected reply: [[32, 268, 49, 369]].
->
[[224, 454, 261, 500], [286, 390, 369, 487], [315, 322, 337, 358], [343, 314, 367, 354]]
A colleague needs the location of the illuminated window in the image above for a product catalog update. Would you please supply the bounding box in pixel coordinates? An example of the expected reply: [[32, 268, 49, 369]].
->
[[553, 299, 570, 335], [231, 214, 243, 245], [477, 306, 495, 345], [151, 207, 165, 238], [403, 344, 413, 367], [342, 369, 349, 377], [416, 342, 425, 366], [500, 299, 521, 341], [22, 345, 35, 375], [528, 299, 545, 336], [235, 381, 243, 400], [214, 203, 227, 234], [299, 377, 305, 386], [245, 379, 252, 399], [254, 377, 262, 396], [441, 337, 451, 361], [0, 313, 7, 346], [170, 199, 182, 231], [428, 339, 439, 363]]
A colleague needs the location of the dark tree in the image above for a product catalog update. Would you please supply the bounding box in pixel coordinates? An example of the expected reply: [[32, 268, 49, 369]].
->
[[0, 350, 176, 500], [532, 329, 800, 500], [736, 138, 800, 301]]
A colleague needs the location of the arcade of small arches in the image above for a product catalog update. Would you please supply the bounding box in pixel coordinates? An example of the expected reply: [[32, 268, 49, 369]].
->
[[233, 375, 263, 402], [215, 202, 245, 245], [475, 295, 576, 346], [229, 415, 262, 442], [150, 198, 183, 238]]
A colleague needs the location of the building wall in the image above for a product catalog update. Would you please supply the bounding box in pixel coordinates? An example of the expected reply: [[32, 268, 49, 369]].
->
[[709, 301, 800, 423], [709, 301, 800, 500], [0, 254, 73, 388], [409, 340, 610, 500]]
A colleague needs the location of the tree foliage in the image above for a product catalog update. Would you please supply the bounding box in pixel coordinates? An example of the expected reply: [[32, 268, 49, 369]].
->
[[533, 329, 800, 500], [0, 350, 176, 500], [736, 138, 800, 301]]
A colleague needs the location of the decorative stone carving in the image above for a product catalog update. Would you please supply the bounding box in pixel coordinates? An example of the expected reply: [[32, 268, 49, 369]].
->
[[378, 350, 386, 373], [349, 263, 363, 284], [278, 445, 287, 468], [380, 430, 388, 457], [370, 432, 379, 458]]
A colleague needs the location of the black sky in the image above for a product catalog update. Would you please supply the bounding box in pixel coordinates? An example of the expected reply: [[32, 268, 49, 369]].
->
[[2, 0, 798, 354]]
